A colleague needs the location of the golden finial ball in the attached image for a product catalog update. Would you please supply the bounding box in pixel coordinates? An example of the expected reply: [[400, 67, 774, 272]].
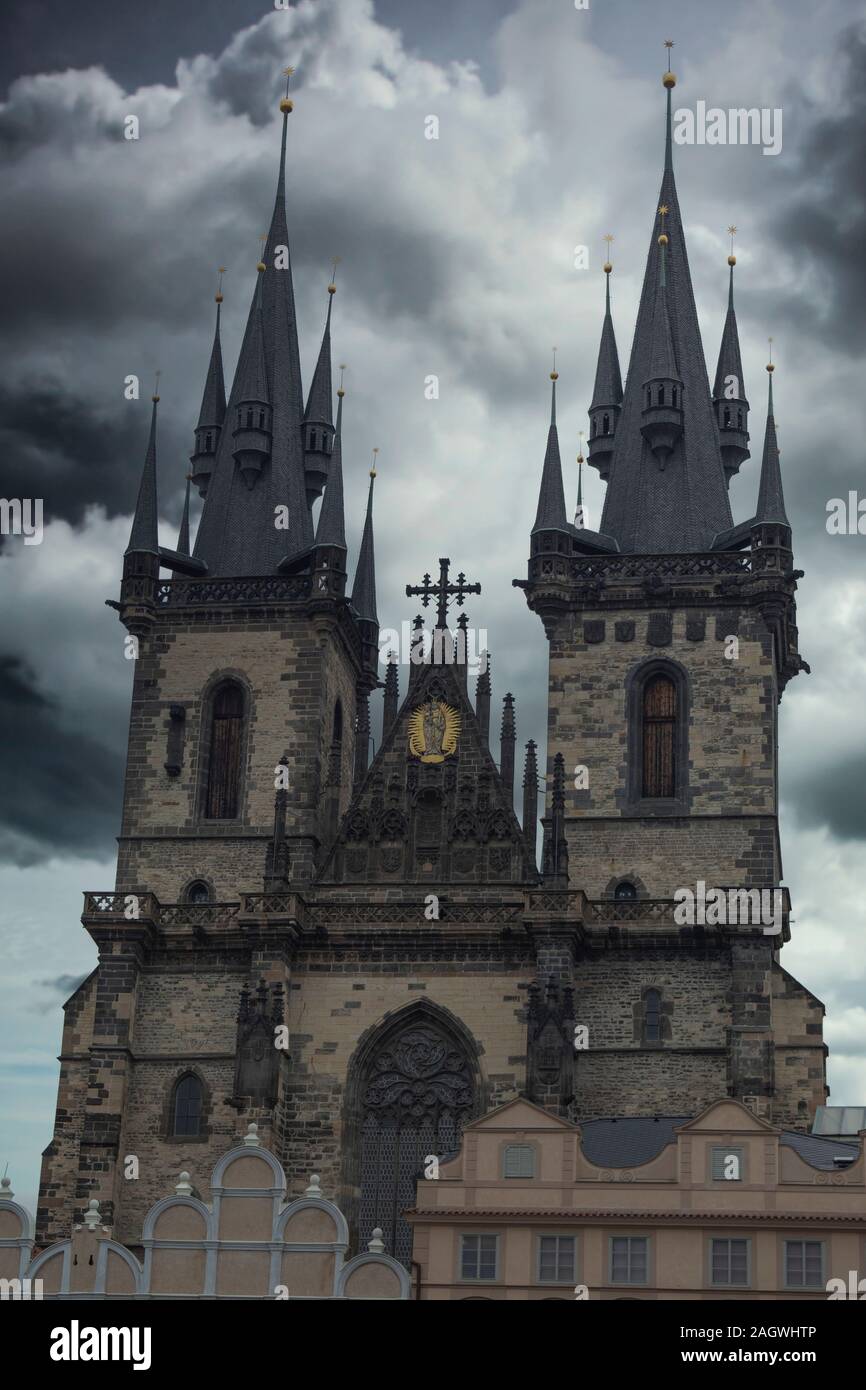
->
[[152, 394, 160, 403], [663, 71, 677, 88], [658, 233, 669, 246], [257, 261, 266, 273], [550, 370, 559, 381], [337, 388, 345, 398], [370, 469, 377, 479], [328, 282, 337, 294], [766, 362, 775, 373], [279, 98, 294, 114], [727, 255, 736, 267], [215, 292, 224, 303], [577, 453, 584, 465], [603, 261, 613, 274]]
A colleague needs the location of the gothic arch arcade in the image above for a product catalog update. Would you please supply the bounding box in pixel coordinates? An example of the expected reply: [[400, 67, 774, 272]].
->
[[344, 1002, 482, 1266]]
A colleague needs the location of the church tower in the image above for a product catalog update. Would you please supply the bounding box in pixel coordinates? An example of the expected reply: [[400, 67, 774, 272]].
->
[[519, 59, 826, 1129]]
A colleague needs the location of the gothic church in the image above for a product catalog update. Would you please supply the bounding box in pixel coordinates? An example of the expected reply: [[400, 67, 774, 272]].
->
[[37, 66, 827, 1269]]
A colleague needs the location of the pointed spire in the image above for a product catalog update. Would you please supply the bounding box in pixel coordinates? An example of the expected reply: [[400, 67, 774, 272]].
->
[[177, 474, 192, 556], [713, 230, 750, 482], [755, 358, 789, 527], [314, 378, 346, 550], [234, 272, 270, 407], [597, 54, 733, 552], [531, 370, 569, 534], [304, 281, 334, 429], [522, 739, 539, 871], [500, 693, 516, 806], [588, 245, 623, 482], [196, 292, 226, 431], [126, 387, 160, 555], [475, 656, 491, 745], [351, 450, 379, 624], [193, 75, 311, 575], [383, 651, 399, 738]]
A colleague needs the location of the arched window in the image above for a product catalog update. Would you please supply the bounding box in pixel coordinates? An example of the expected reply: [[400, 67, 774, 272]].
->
[[642, 674, 676, 799], [258, 409, 265, 430], [644, 989, 661, 1042], [348, 1005, 477, 1268], [614, 881, 637, 901], [204, 682, 244, 819], [172, 1074, 203, 1136], [657, 385, 665, 406], [310, 430, 317, 452], [646, 387, 652, 409], [185, 880, 212, 904], [603, 413, 610, 434], [205, 431, 212, 452], [246, 408, 253, 429], [591, 418, 597, 438], [723, 406, 731, 428], [671, 387, 678, 408]]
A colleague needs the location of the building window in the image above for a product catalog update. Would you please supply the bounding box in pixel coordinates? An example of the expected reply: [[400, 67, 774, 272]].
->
[[503, 1144, 535, 1179], [246, 408, 253, 428], [711, 1238, 750, 1287], [711, 1146, 743, 1181], [642, 673, 676, 798], [610, 1236, 648, 1285], [657, 385, 664, 405], [460, 1234, 498, 1281], [785, 1241, 824, 1289], [205, 431, 212, 452], [591, 418, 597, 437], [603, 413, 610, 434], [185, 880, 211, 904], [643, 988, 661, 1042], [538, 1236, 575, 1283], [737, 409, 743, 429], [172, 1074, 203, 1137], [204, 682, 244, 820], [723, 406, 731, 428], [671, 387, 678, 408], [614, 881, 637, 901]]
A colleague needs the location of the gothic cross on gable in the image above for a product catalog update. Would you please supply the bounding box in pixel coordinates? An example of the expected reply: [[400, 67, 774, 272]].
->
[[405, 558, 481, 631]]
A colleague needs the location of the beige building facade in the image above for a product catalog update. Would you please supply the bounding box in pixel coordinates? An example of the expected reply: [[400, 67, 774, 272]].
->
[[408, 1099, 866, 1300]]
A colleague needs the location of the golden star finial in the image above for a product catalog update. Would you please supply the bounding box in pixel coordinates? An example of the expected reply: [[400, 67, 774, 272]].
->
[[658, 205, 669, 218]]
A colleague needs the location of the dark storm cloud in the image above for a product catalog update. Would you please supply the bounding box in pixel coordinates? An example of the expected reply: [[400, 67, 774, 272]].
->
[[784, 754, 866, 844], [0, 653, 123, 865], [765, 20, 866, 352], [0, 380, 160, 527]]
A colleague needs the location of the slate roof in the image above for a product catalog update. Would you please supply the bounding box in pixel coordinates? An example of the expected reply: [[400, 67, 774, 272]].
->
[[712, 265, 746, 403], [589, 272, 623, 412], [314, 392, 346, 550], [126, 397, 160, 556], [350, 473, 378, 623], [195, 302, 227, 430], [754, 372, 790, 526], [598, 86, 734, 553], [579, 1115, 858, 1172]]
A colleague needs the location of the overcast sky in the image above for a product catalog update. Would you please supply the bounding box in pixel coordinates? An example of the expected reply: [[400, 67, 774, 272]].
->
[[1, 0, 865, 1215]]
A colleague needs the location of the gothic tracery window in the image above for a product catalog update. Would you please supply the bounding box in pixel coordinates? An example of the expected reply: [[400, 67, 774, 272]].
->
[[643, 989, 662, 1042], [204, 682, 244, 819], [642, 673, 676, 799], [355, 1012, 476, 1267]]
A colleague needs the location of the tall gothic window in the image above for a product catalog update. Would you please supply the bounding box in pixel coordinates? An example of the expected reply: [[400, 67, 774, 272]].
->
[[204, 682, 244, 819], [172, 1074, 203, 1136], [642, 674, 676, 798], [352, 1008, 476, 1268]]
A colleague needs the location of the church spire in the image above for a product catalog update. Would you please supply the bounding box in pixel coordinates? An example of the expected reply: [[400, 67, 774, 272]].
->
[[531, 366, 569, 534], [712, 228, 750, 483], [597, 52, 733, 553], [189, 277, 227, 498], [754, 354, 789, 531], [351, 450, 378, 624], [193, 73, 312, 575], [587, 243, 622, 481], [126, 385, 160, 557], [303, 269, 337, 503], [176, 474, 192, 556], [314, 370, 347, 552], [638, 205, 684, 469]]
